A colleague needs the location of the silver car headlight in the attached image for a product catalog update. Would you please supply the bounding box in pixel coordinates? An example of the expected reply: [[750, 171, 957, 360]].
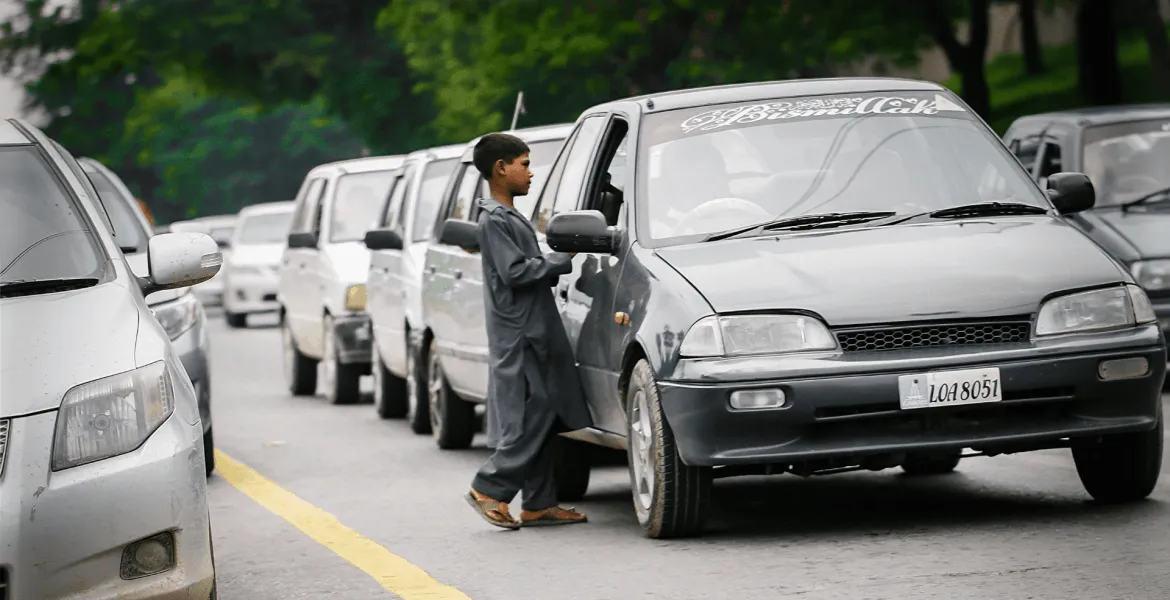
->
[[1131, 260, 1170, 291], [151, 292, 199, 340], [678, 314, 838, 358], [1035, 285, 1156, 337], [52, 361, 176, 470]]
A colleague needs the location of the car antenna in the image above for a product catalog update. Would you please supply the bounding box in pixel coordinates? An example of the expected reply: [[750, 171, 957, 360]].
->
[[510, 91, 525, 131]]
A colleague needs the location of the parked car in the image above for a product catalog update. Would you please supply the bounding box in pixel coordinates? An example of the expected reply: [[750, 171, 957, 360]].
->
[[188, 215, 237, 307], [419, 123, 574, 449], [223, 201, 296, 328], [441, 79, 1167, 539], [363, 143, 463, 426], [80, 156, 219, 476], [279, 154, 405, 404], [1, 118, 218, 598], [1003, 105, 1170, 352]]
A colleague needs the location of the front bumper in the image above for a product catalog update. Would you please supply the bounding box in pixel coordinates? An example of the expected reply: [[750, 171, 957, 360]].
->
[[660, 328, 1166, 468], [222, 273, 280, 315], [331, 313, 372, 365], [0, 412, 215, 600]]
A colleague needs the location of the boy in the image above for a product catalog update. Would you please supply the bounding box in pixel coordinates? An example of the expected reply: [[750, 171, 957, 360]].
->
[[464, 132, 593, 529]]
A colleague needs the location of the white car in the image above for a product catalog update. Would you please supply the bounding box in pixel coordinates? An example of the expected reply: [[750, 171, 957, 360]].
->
[[1, 119, 219, 598], [278, 154, 405, 404], [223, 201, 295, 328]]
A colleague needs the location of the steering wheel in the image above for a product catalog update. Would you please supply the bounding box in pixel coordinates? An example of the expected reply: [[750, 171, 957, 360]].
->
[[669, 197, 770, 236]]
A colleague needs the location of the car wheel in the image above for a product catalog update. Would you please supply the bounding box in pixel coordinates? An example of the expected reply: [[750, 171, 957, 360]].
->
[[1072, 408, 1163, 503], [626, 359, 711, 539], [224, 311, 247, 329], [553, 437, 593, 502], [427, 350, 475, 449], [323, 315, 362, 405], [282, 320, 317, 396], [900, 451, 961, 476], [406, 339, 432, 435], [372, 343, 408, 419], [203, 426, 216, 477]]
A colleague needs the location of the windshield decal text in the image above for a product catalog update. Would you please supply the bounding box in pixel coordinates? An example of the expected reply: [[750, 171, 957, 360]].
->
[[680, 94, 967, 134]]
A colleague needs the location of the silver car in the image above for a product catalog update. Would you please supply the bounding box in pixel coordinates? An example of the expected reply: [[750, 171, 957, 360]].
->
[[1, 119, 219, 598], [223, 201, 295, 328]]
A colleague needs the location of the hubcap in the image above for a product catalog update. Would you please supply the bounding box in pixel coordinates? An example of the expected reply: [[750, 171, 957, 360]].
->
[[629, 389, 655, 518], [322, 321, 336, 395], [428, 353, 444, 436]]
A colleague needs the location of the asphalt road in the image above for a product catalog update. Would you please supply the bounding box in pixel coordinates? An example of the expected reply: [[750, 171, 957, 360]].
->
[[205, 311, 1170, 600]]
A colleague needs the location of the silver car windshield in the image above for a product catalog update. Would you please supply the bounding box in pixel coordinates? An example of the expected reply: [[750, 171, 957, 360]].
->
[[330, 170, 396, 243], [238, 212, 294, 244], [1082, 119, 1170, 206], [86, 168, 149, 253], [1, 146, 106, 284], [637, 92, 1047, 242]]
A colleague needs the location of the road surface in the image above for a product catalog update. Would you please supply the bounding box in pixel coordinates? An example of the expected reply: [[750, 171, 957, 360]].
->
[[205, 312, 1170, 600]]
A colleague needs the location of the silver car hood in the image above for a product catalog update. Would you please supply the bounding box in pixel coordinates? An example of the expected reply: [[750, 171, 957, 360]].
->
[[0, 281, 142, 417]]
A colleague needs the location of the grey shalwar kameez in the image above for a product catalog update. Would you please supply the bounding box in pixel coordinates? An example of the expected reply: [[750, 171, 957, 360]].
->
[[470, 197, 593, 511]]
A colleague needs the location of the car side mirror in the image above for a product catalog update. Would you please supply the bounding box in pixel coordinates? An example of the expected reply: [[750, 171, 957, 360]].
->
[[287, 231, 319, 249], [1046, 172, 1095, 215], [438, 219, 479, 252], [546, 210, 618, 254], [138, 232, 222, 298], [364, 228, 404, 251]]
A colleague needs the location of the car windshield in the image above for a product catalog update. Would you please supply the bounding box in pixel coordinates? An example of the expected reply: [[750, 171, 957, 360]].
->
[[513, 139, 565, 218], [86, 168, 149, 253], [411, 157, 459, 241], [1081, 118, 1170, 206], [637, 91, 1047, 243], [1, 146, 106, 285], [237, 211, 294, 244], [331, 170, 396, 243]]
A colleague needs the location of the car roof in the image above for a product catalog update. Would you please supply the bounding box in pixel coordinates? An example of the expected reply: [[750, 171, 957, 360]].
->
[[1009, 104, 1170, 129], [195, 215, 237, 228], [583, 77, 948, 115], [0, 118, 35, 145], [460, 122, 575, 161], [238, 200, 295, 218], [406, 142, 467, 163], [308, 153, 407, 177]]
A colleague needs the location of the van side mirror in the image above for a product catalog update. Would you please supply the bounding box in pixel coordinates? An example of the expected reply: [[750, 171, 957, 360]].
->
[[438, 219, 479, 252], [1046, 172, 1095, 215], [138, 232, 221, 297], [364, 228, 404, 251], [287, 231, 318, 248], [546, 210, 617, 254]]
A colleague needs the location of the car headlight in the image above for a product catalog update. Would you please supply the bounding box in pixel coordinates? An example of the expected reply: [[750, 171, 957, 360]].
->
[[1035, 285, 1156, 336], [151, 292, 199, 340], [678, 314, 838, 358], [345, 284, 367, 312], [52, 361, 176, 471], [1131, 260, 1170, 291]]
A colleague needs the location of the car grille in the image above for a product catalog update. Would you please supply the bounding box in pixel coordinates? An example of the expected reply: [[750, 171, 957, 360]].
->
[[834, 320, 1032, 352], [0, 419, 8, 477]]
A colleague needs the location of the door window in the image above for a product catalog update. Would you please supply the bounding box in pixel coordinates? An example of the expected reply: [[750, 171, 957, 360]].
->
[[450, 164, 482, 221], [535, 116, 606, 232], [1037, 142, 1063, 185], [291, 178, 326, 233], [380, 168, 412, 228], [583, 119, 630, 227]]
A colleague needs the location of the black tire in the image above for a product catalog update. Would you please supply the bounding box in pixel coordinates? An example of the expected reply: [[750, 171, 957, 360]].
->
[[282, 320, 317, 396], [1072, 409, 1163, 503], [372, 343, 408, 419], [901, 451, 961, 476], [224, 311, 247, 329], [553, 437, 593, 502], [203, 426, 216, 477], [323, 315, 362, 405], [406, 339, 432, 434], [626, 359, 712, 539], [428, 350, 476, 449]]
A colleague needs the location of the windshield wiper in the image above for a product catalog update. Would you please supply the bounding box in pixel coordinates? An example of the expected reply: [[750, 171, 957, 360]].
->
[[703, 211, 896, 242], [1121, 186, 1170, 212], [0, 277, 100, 298]]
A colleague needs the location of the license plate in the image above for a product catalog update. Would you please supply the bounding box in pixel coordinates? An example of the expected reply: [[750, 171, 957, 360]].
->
[[897, 367, 1002, 410]]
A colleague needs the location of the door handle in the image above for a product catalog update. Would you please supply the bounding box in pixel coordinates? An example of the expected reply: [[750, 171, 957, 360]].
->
[[453, 269, 463, 280]]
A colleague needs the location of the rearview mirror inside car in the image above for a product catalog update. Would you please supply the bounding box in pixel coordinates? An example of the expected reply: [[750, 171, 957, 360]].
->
[[438, 219, 479, 252], [138, 232, 221, 297], [1046, 172, 1095, 215], [364, 228, 404, 251], [546, 210, 618, 254], [287, 231, 319, 249]]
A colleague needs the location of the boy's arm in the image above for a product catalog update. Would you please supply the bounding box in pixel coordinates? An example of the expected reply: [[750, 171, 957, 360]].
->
[[479, 212, 572, 289]]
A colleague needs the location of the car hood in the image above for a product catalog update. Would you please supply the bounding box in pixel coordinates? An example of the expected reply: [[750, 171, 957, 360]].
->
[[1091, 209, 1170, 257], [228, 243, 285, 267], [0, 281, 142, 417], [653, 217, 1127, 326], [124, 252, 188, 306], [324, 241, 372, 284]]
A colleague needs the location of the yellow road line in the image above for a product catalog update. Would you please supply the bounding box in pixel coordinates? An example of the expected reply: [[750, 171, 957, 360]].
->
[[214, 449, 472, 600]]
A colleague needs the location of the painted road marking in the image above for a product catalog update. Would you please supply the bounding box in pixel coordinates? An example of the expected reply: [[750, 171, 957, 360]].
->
[[215, 450, 472, 600]]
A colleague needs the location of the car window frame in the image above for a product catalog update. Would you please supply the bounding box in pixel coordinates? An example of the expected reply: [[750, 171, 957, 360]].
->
[[533, 116, 607, 233], [409, 156, 460, 243]]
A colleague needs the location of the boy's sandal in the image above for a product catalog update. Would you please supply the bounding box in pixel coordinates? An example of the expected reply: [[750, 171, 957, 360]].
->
[[520, 505, 588, 527], [465, 489, 520, 530]]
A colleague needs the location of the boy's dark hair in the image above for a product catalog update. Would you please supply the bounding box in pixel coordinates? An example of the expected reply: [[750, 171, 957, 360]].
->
[[473, 133, 530, 180]]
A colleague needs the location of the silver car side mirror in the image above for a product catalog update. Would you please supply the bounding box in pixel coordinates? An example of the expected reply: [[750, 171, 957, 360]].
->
[[139, 232, 222, 297]]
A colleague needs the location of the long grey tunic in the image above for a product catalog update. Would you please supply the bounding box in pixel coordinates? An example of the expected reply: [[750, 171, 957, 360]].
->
[[475, 197, 593, 448]]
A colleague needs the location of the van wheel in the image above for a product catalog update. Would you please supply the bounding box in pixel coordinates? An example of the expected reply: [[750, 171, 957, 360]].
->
[[554, 437, 593, 502], [901, 451, 961, 476], [427, 351, 475, 449], [372, 343, 407, 419], [282, 320, 317, 396], [626, 359, 711, 539], [224, 311, 247, 329], [406, 340, 432, 434], [1072, 409, 1163, 503], [323, 315, 362, 405]]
